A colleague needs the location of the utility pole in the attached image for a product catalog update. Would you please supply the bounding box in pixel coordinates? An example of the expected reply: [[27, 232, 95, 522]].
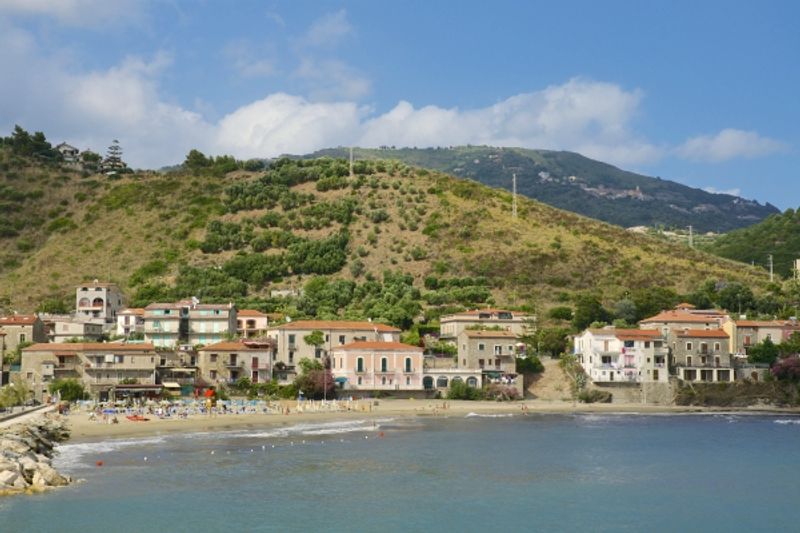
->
[[688, 225, 693, 248], [512, 173, 518, 219], [768, 254, 774, 283], [349, 147, 354, 178]]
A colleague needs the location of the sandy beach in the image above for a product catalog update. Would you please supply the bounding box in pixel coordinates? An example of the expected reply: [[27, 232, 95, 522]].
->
[[61, 399, 800, 442]]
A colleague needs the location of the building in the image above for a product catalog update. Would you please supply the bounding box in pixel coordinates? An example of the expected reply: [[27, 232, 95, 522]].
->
[[144, 301, 237, 349], [669, 329, 732, 383], [456, 330, 519, 375], [573, 328, 668, 384], [268, 320, 401, 382], [143, 303, 187, 348], [49, 318, 104, 343], [0, 315, 48, 353], [236, 310, 271, 338], [75, 281, 125, 331], [55, 142, 79, 163], [330, 341, 424, 391], [197, 339, 274, 386], [117, 308, 145, 338], [440, 308, 535, 341], [639, 308, 725, 337], [21, 342, 158, 401], [722, 319, 785, 357], [421, 368, 483, 392], [187, 303, 237, 347]]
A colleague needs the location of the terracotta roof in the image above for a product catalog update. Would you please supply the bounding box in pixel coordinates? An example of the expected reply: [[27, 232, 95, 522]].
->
[[193, 304, 234, 310], [238, 309, 268, 317], [23, 342, 155, 352], [145, 303, 185, 310], [273, 320, 400, 332], [334, 341, 423, 352], [199, 341, 271, 351], [675, 302, 696, 309], [119, 308, 145, 315], [676, 329, 729, 338], [735, 320, 784, 328], [640, 310, 722, 324], [0, 315, 39, 325], [615, 329, 662, 341], [462, 330, 518, 338]]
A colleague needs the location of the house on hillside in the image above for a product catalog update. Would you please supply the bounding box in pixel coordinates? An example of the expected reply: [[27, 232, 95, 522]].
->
[[143, 300, 237, 349], [55, 142, 79, 163], [439, 308, 535, 342], [267, 320, 401, 383], [236, 309, 271, 338], [21, 342, 159, 401], [669, 329, 733, 383], [0, 315, 48, 353], [639, 307, 726, 337], [117, 308, 145, 338], [722, 319, 786, 357], [330, 341, 424, 393], [197, 339, 274, 386], [573, 328, 668, 384], [75, 280, 125, 332]]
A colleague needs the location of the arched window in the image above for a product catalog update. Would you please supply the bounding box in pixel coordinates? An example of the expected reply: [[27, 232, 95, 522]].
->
[[404, 357, 412, 372], [467, 377, 478, 387], [78, 298, 90, 308], [436, 376, 448, 388], [356, 358, 364, 372], [423, 376, 434, 390], [92, 297, 104, 307], [381, 377, 386, 385], [381, 357, 388, 372], [452, 376, 463, 384]]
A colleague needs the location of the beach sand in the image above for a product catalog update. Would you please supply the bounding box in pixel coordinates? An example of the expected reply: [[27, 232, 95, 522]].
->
[[62, 399, 800, 442]]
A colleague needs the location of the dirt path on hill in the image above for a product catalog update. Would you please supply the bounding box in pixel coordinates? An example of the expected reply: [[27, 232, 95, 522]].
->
[[526, 357, 571, 401]]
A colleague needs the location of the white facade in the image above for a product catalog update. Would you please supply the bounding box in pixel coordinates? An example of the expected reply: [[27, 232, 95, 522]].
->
[[573, 328, 668, 384], [117, 308, 145, 337], [76, 281, 125, 330]]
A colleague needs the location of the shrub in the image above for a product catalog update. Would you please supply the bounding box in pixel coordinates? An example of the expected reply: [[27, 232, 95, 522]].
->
[[49, 379, 88, 402], [578, 389, 613, 403], [447, 380, 484, 400]]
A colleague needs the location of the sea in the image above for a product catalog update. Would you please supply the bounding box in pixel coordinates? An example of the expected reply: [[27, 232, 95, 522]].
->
[[2, 413, 800, 532]]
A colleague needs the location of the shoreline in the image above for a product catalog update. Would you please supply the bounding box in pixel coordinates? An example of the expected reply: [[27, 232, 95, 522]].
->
[[61, 399, 800, 444]]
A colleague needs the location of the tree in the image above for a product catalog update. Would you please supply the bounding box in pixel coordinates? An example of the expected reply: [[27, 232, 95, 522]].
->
[[48, 379, 88, 402], [771, 357, 800, 381], [516, 355, 544, 374], [631, 287, 678, 321], [716, 282, 755, 314], [748, 337, 779, 365], [303, 330, 325, 358], [779, 332, 800, 358], [0, 376, 31, 407], [294, 358, 334, 400], [612, 299, 638, 324], [572, 294, 609, 330], [547, 306, 573, 321], [535, 327, 571, 357]]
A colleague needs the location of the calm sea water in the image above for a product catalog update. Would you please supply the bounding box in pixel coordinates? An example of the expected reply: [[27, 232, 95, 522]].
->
[[2, 413, 800, 532]]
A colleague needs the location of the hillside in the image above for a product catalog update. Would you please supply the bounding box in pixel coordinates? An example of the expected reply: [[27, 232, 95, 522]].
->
[[703, 208, 800, 278], [0, 142, 775, 324], [306, 146, 778, 232]]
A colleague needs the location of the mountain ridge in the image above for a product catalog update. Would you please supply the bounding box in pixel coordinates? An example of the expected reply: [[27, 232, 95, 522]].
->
[[302, 146, 778, 232]]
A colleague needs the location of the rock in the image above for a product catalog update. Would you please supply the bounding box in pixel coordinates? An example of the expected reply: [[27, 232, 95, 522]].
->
[[0, 470, 20, 488], [0, 439, 30, 455], [36, 464, 68, 486]]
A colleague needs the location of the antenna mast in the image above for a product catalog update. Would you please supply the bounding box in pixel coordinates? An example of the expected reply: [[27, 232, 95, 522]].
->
[[512, 173, 518, 219], [349, 147, 354, 178]]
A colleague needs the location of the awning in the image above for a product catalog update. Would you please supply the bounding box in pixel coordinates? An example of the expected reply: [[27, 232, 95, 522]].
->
[[167, 368, 196, 373], [162, 382, 181, 388], [334, 377, 348, 384]]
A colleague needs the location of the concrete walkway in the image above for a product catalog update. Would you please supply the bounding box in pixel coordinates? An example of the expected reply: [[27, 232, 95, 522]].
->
[[0, 405, 55, 429]]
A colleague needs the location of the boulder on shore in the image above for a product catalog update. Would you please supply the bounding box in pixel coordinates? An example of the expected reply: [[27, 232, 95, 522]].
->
[[0, 414, 72, 495]]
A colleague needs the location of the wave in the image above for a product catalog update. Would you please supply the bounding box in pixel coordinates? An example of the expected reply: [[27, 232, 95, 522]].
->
[[227, 418, 395, 439], [55, 436, 167, 470], [774, 419, 800, 425], [465, 412, 514, 418]]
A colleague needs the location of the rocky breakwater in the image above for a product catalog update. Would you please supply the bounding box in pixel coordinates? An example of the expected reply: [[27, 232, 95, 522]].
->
[[0, 415, 72, 495]]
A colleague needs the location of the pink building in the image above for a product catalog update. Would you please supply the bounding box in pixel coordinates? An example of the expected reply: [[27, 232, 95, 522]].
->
[[330, 341, 424, 391]]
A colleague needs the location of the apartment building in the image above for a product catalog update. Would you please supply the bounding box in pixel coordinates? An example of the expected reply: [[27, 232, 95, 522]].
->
[[75, 280, 125, 330], [456, 330, 519, 375], [573, 328, 668, 384], [0, 315, 48, 353], [330, 341, 424, 391], [440, 308, 535, 341], [117, 308, 145, 338], [197, 340, 274, 386]]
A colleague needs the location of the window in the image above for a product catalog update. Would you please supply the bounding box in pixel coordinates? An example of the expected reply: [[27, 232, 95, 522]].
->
[[714, 342, 721, 352], [381, 358, 388, 372], [210, 354, 218, 363], [357, 358, 364, 372], [479, 359, 485, 367], [289, 351, 294, 363], [404, 357, 412, 372], [700, 343, 708, 354], [325, 334, 329, 342], [381, 377, 386, 385], [687, 356, 693, 367], [645, 341, 650, 348], [624, 340, 634, 348], [339, 335, 346, 345], [406, 377, 410, 385], [288, 334, 296, 345], [358, 377, 362, 385], [210, 370, 217, 380], [19, 333, 26, 343], [686, 342, 693, 351], [494, 345, 502, 355], [478, 343, 485, 351]]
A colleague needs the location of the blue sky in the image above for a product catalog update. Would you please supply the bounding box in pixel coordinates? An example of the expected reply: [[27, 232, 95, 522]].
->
[[0, 0, 797, 208]]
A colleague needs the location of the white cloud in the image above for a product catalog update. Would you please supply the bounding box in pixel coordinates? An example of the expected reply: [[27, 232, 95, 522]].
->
[[302, 9, 353, 47], [293, 58, 371, 101], [703, 186, 742, 197], [677, 128, 786, 163], [0, 0, 143, 28]]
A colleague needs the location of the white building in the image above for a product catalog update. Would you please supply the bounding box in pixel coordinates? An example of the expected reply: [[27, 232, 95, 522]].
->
[[573, 328, 668, 384], [117, 308, 145, 338], [76, 280, 125, 331]]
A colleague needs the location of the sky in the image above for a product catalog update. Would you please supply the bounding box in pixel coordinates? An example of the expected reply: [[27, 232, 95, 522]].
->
[[0, 0, 797, 208]]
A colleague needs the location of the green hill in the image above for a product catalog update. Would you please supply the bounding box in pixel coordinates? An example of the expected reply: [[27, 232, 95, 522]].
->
[[703, 208, 800, 278], [0, 136, 777, 325], [305, 146, 778, 233]]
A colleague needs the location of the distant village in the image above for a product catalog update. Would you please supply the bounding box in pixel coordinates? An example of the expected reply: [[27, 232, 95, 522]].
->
[[1, 280, 798, 405]]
